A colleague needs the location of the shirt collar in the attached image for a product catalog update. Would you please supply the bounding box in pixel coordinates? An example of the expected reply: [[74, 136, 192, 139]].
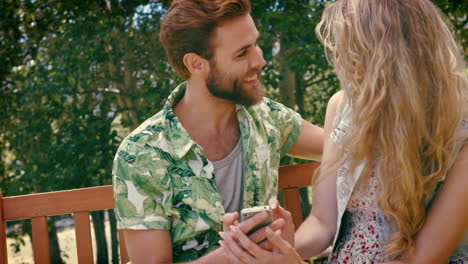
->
[[162, 82, 196, 159], [162, 82, 254, 159]]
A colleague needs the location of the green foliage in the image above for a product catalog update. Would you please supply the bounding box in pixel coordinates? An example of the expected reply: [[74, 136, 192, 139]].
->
[[1, 0, 175, 195], [433, 0, 467, 56], [1, 0, 465, 195], [251, 0, 339, 126]]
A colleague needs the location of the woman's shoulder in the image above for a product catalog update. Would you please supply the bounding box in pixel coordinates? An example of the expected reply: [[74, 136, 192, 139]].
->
[[329, 90, 353, 129], [328, 90, 345, 109]]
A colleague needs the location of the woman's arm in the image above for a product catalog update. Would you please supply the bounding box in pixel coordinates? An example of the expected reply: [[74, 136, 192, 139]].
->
[[294, 91, 342, 258]]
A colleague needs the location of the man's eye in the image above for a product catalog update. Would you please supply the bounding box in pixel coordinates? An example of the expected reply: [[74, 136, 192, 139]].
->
[[237, 50, 247, 57]]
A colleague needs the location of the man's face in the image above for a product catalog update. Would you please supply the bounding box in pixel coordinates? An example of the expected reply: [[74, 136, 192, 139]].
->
[[206, 14, 266, 106]]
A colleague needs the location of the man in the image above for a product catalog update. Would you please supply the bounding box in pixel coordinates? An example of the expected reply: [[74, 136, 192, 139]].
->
[[112, 0, 323, 263]]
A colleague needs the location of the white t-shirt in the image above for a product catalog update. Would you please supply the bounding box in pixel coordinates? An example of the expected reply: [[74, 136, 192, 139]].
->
[[212, 139, 244, 214]]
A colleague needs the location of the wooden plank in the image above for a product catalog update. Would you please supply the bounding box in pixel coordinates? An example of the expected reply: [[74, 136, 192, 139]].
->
[[278, 162, 319, 189], [74, 212, 94, 264], [118, 230, 129, 264], [0, 193, 8, 264], [283, 188, 303, 230], [31, 217, 51, 264], [2, 186, 114, 221]]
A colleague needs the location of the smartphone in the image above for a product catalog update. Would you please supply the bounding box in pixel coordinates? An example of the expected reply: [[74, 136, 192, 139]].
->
[[240, 205, 273, 235]]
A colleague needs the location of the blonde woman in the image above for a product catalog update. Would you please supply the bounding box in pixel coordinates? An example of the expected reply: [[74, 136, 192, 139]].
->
[[219, 0, 468, 263]]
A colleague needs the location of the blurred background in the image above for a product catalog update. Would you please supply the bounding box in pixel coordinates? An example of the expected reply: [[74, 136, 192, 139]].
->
[[1, 0, 465, 263]]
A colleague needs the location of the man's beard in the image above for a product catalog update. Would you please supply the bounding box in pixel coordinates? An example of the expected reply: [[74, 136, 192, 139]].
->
[[206, 61, 264, 106]]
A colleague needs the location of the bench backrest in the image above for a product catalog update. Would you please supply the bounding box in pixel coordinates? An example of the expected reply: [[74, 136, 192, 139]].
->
[[0, 162, 318, 264]]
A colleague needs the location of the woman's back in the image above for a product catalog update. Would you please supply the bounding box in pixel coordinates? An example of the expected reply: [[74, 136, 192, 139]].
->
[[327, 99, 468, 263]]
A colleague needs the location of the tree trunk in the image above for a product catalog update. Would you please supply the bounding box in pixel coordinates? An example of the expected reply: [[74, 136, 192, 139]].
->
[[295, 73, 305, 115], [278, 39, 296, 108], [91, 210, 109, 264], [108, 209, 119, 264], [106, 27, 140, 131], [48, 216, 64, 264]]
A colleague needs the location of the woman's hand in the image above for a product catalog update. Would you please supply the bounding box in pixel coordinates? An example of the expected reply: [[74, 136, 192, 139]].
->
[[269, 198, 295, 246], [220, 226, 305, 264], [222, 210, 286, 249]]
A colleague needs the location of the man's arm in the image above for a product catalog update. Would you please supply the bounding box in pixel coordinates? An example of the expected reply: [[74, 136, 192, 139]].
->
[[123, 229, 230, 264], [286, 120, 324, 161], [123, 210, 276, 264], [124, 229, 173, 264]]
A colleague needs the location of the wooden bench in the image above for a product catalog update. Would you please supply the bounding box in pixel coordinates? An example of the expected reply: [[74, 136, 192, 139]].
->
[[0, 162, 319, 264]]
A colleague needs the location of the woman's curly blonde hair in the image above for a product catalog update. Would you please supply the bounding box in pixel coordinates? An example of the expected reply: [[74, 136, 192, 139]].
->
[[316, 0, 467, 259]]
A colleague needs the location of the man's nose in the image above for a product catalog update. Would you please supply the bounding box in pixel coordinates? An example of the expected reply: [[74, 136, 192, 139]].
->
[[250, 46, 266, 70]]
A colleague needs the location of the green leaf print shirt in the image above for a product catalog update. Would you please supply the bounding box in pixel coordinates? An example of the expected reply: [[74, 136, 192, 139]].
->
[[113, 82, 302, 262]]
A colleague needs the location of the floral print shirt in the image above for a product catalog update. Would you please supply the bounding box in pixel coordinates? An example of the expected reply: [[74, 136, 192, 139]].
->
[[112, 82, 302, 262], [330, 173, 390, 264]]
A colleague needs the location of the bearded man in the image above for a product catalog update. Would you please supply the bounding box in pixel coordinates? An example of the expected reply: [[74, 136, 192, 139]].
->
[[112, 0, 323, 263]]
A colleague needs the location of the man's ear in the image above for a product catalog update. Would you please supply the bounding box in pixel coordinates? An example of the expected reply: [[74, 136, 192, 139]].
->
[[183, 53, 209, 76]]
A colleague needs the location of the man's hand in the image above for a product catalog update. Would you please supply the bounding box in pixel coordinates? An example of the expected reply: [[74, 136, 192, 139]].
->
[[223, 211, 239, 231]]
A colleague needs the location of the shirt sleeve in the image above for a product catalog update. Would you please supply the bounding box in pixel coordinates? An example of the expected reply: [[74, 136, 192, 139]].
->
[[452, 117, 468, 158], [461, 117, 468, 145], [263, 98, 302, 157], [113, 140, 173, 230]]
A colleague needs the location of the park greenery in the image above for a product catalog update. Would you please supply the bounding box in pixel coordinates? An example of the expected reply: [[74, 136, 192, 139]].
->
[[1, 0, 465, 263]]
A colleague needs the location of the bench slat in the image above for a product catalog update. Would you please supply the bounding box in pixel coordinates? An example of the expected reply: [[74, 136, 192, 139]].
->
[[74, 212, 94, 264], [283, 188, 304, 229], [2, 186, 114, 221], [31, 217, 51, 264], [278, 163, 319, 189], [118, 230, 129, 264], [0, 193, 7, 264]]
